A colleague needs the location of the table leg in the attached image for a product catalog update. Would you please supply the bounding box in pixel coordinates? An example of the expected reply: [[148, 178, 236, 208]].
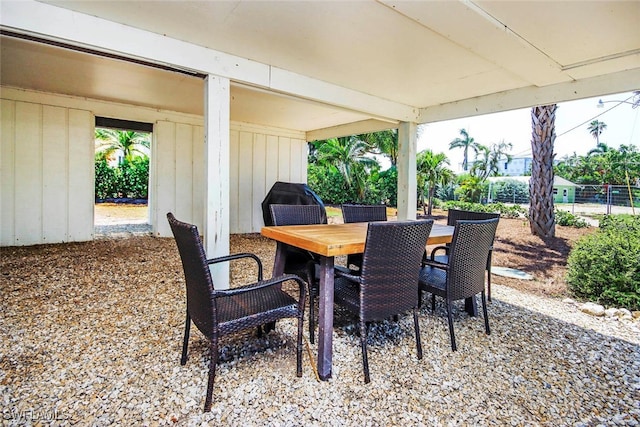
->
[[316, 256, 335, 380], [465, 296, 478, 316]]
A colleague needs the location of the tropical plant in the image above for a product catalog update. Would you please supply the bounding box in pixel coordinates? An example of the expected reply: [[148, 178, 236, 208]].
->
[[357, 129, 398, 166], [454, 173, 486, 203], [449, 128, 479, 172], [416, 150, 454, 215], [529, 105, 557, 238], [95, 128, 150, 164], [314, 136, 379, 202], [566, 215, 640, 311], [587, 120, 607, 146]]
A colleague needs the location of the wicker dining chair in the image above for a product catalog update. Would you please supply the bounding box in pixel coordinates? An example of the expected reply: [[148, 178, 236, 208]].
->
[[334, 219, 434, 383], [419, 218, 499, 351], [167, 213, 306, 412], [340, 204, 388, 270], [269, 204, 324, 343], [431, 209, 500, 301]]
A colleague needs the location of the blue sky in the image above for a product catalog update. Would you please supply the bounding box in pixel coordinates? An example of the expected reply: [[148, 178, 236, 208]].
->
[[418, 90, 640, 172]]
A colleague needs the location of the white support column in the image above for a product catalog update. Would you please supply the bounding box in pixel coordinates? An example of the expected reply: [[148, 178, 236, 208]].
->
[[396, 122, 417, 220], [204, 75, 231, 288]]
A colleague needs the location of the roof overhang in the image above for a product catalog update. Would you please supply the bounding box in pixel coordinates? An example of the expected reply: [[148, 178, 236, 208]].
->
[[1, 0, 638, 139]]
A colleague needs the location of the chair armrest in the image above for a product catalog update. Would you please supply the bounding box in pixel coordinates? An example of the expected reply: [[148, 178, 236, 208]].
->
[[206, 252, 263, 281], [334, 268, 361, 283], [422, 259, 449, 271], [429, 245, 449, 260], [214, 274, 307, 310]]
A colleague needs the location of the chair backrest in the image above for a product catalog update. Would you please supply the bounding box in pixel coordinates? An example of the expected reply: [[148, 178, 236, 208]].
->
[[446, 218, 499, 301], [269, 204, 326, 226], [446, 208, 500, 226], [167, 213, 215, 338], [341, 204, 388, 224], [359, 220, 433, 321]]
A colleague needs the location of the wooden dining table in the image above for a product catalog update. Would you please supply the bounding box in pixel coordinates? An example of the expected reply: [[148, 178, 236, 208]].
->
[[261, 221, 455, 381]]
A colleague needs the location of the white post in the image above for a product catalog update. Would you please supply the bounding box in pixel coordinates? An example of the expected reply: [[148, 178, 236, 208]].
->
[[204, 75, 231, 288], [397, 122, 417, 220]]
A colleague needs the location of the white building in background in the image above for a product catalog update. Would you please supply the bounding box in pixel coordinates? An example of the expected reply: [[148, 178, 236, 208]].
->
[[500, 157, 533, 176]]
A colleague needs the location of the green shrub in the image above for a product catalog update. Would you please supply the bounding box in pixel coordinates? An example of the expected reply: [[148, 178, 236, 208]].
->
[[441, 201, 526, 218], [566, 214, 640, 311], [94, 157, 149, 200], [95, 159, 120, 199], [554, 209, 589, 228]]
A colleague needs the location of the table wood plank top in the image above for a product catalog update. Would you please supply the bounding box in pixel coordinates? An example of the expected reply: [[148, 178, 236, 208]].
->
[[261, 222, 454, 257]]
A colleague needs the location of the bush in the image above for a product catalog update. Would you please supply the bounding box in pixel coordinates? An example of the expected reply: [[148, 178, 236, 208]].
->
[[554, 209, 589, 228], [95, 157, 149, 200], [442, 201, 526, 218], [492, 179, 530, 204], [95, 159, 120, 199], [566, 214, 640, 311]]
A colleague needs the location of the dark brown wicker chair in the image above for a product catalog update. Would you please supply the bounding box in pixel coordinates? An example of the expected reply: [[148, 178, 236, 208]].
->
[[431, 209, 500, 301], [334, 219, 434, 383], [419, 218, 499, 351], [167, 213, 306, 412], [340, 204, 388, 270], [268, 204, 324, 343]]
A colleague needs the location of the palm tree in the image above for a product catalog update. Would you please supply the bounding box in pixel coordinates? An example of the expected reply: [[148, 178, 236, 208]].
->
[[487, 140, 513, 176], [316, 136, 378, 201], [357, 129, 398, 166], [449, 128, 479, 171], [95, 128, 150, 164], [587, 142, 611, 157], [587, 120, 607, 145], [416, 150, 454, 216], [530, 105, 557, 238]]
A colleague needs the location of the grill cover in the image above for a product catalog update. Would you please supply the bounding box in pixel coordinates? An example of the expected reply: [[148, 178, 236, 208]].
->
[[261, 181, 327, 226]]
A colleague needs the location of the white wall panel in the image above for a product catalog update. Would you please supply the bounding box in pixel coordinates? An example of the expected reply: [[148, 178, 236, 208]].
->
[[2, 88, 307, 244], [42, 105, 68, 243], [0, 99, 93, 246], [251, 134, 267, 231], [1, 100, 16, 245], [228, 128, 307, 233], [237, 131, 253, 232], [67, 109, 94, 242], [14, 102, 43, 246], [152, 120, 205, 237]]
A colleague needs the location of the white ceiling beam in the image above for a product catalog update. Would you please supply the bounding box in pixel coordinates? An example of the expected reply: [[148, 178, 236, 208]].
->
[[0, 0, 416, 123], [306, 119, 399, 142], [419, 68, 640, 124]]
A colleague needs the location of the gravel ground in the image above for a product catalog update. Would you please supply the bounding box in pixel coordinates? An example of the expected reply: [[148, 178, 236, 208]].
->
[[1, 233, 639, 426]]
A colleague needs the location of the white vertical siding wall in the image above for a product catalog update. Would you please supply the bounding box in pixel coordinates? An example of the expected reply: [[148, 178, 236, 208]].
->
[[0, 99, 93, 246], [152, 120, 205, 237], [1, 88, 308, 245], [229, 124, 308, 234]]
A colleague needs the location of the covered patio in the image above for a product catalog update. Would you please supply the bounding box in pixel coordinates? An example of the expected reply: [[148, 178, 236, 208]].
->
[[1, 233, 638, 424]]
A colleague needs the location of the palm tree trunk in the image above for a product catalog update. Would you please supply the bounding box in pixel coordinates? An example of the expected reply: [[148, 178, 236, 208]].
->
[[530, 105, 557, 238]]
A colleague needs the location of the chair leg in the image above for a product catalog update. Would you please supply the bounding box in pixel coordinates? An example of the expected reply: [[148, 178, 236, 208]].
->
[[181, 311, 191, 365], [359, 321, 370, 383], [446, 301, 457, 351], [413, 308, 423, 360], [204, 337, 218, 412], [487, 253, 493, 302], [481, 291, 491, 335], [309, 289, 315, 344], [296, 309, 304, 378], [431, 294, 436, 312]]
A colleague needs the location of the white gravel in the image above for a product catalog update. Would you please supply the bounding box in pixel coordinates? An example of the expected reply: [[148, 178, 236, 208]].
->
[[1, 234, 638, 426]]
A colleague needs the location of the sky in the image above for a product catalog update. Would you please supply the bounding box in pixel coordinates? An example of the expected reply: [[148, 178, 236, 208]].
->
[[417, 90, 640, 172]]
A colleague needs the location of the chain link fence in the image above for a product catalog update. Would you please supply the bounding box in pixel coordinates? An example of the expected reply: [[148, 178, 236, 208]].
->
[[487, 181, 639, 217]]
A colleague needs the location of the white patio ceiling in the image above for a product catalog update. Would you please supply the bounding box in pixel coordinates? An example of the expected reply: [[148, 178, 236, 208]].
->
[[1, 0, 639, 137]]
